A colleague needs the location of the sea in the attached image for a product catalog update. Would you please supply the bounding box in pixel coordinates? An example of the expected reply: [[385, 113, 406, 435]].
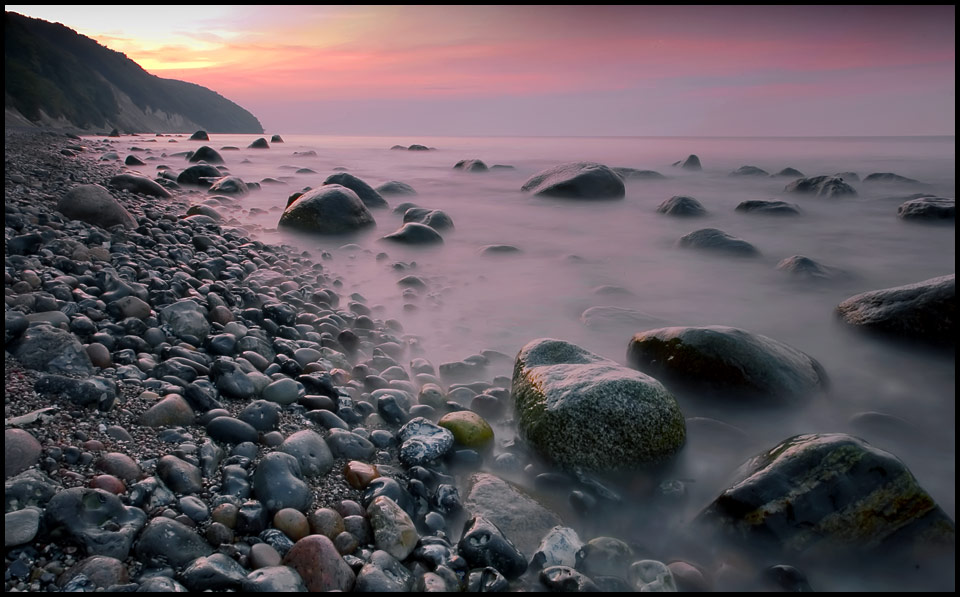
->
[[106, 133, 955, 590]]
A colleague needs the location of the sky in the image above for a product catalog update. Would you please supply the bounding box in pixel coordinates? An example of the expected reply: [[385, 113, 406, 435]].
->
[[6, 5, 956, 137]]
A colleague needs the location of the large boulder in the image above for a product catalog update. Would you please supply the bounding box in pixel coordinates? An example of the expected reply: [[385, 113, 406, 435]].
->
[[673, 155, 702, 171], [160, 300, 210, 342], [107, 174, 172, 199], [380, 222, 443, 245], [10, 325, 94, 376], [657, 195, 706, 217], [729, 165, 769, 177], [402, 208, 454, 230], [208, 176, 248, 196], [697, 433, 955, 556], [323, 173, 388, 208], [58, 184, 136, 229], [454, 159, 489, 172], [627, 326, 828, 405], [835, 274, 954, 345], [897, 197, 954, 221], [376, 181, 417, 196], [190, 130, 209, 141], [735, 200, 801, 216], [612, 167, 666, 180], [278, 185, 375, 234], [177, 164, 222, 186], [463, 473, 562, 557], [521, 162, 625, 199], [784, 175, 857, 198], [189, 146, 224, 164], [864, 172, 920, 184], [511, 338, 685, 471]]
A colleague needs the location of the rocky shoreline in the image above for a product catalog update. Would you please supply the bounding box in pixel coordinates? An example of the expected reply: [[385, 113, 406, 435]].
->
[[5, 128, 955, 592]]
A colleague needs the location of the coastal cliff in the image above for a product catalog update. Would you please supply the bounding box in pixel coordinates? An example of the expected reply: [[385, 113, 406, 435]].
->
[[4, 11, 263, 134]]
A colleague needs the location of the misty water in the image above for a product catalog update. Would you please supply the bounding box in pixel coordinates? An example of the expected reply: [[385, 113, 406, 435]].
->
[[112, 133, 954, 590]]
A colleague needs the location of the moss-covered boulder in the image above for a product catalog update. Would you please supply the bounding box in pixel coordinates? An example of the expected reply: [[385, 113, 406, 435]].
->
[[512, 338, 685, 471], [697, 433, 955, 556], [438, 411, 494, 450], [627, 326, 828, 405]]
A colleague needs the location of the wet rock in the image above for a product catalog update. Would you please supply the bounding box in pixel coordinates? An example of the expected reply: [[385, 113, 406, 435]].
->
[[454, 159, 489, 172], [323, 172, 388, 208], [381, 222, 444, 245], [612, 167, 666, 180], [140, 395, 196, 427], [282, 534, 356, 592], [628, 559, 677, 591], [539, 566, 600, 592], [206, 416, 259, 444], [58, 555, 129, 589], [521, 162, 625, 199], [657, 195, 707, 216], [45, 487, 147, 559], [190, 130, 209, 140], [177, 164, 221, 186], [403, 207, 455, 230], [5, 429, 42, 479], [864, 172, 920, 184], [784, 175, 857, 198], [628, 325, 828, 404], [5, 507, 41, 546], [188, 145, 224, 164], [160, 299, 210, 342], [464, 473, 562, 557], [58, 184, 136, 229], [700, 433, 956, 560], [458, 515, 528, 579], [376, 181, 417, 196], [138, 576, 189, 591], [10, 324, 94, 375], [677, 228, 760, 256], [438, 411, 494, 450], [249, 137, 270, 148], [468, 567, 510, 592], [576, 536, 634, 579], [326, 428, 377, 460], [776, 255, 845, 280], [279, 184, 376, 234], [157, 455, 203, 495], [776, 167, 805, 177], [5, 469, 59, 511], [253, 452, 312, 513], [179, 553, 248, 591], [137, 518, 214, 569], [835, 274, 954, 345], [280, 429, 334, 477], [368, 496, 419, 560], [735, 199, 802, 215], [108, 174, 173, 198], [532, 525, 584, 570], [513, 338, 686, 470], [209, 175, 249, 196], [579, 306, 667, 331], [94, 452, 141, 483], [673, 154, 702, 171], [897, 196, 954, 221], [239, 400, 282, 431], [729, 165, 769, 177], [245, 565, 308, 592], [397, 417, 455, 466], [262, 377, 304, 405]]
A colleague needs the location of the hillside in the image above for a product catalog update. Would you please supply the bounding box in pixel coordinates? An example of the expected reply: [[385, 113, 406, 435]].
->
[[4, 11, 263, 134]]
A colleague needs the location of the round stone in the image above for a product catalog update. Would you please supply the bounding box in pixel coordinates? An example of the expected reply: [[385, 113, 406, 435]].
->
[[438, 411, 494, 450]]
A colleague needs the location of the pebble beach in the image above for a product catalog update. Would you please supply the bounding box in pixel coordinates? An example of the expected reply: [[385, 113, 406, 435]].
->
[[4, 128, 955, 592]]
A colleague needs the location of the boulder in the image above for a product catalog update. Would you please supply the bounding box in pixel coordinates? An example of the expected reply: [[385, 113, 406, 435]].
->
[[512, 338, 685, 471], [673, 154, 702, 171], [677, 228, 760, 256], [381, 222, 443, 245], [402, 208, 454, 230], [897, 197, 954, 221], [10, 325, 94, 376], [735, 200, 801, 216], [784, 175, 857, 198], [579, 306, 667, 331], [464, 473, 562, 557], [612, 167, 666, 180], [177, 164, 222, 186], [776, 255, 845, 281], [835, 274, 954, 345], [521, 162, 625, 199], [323, 173, 388, 208], [454, 159, 489, 172], [160, 300, 210, 342], [189, 146, 224, 164], [697, 433, 955, 555], [376, 181, 417, 196], [190, 130, 209, 141], [278, 184, 375, 234], [864, 172, 920, 184], [627, 325, 829, 404], [656, 195, 706, 216], [270, 134, 284, 143], [775, 167, 804, 177], [248, 138, 270, 149], [208, 176, 248, 196], [58, 184, 136, 229], [107, 174, 172, 199], [729, 165, 769, 176]]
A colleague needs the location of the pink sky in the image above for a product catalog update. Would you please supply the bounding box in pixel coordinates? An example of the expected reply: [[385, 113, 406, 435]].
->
[[7, 5, 956, 136]]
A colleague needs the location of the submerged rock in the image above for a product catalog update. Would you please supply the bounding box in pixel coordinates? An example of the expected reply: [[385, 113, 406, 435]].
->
[[381, 222, 443, 245], [784, 175, 857, 198], [248, 137, 270, 149], [464, 473, 563, 557], [677, 228, 760, 256], [627, 325, 829, 404], [579, 306, 667, 331], [835, 274, 955, 345], [735, 199, 801, 215], [775, 167, 804, 177], [673, 154, 702, 171], [376, 180, 417, 196], [454, 159, 489, 172], [403, 207, 454, 230], [698, 433, 955, 556], [612, 167, 666, 180], [864, 172, 920, 184], [657, 195, 707, 216], [521, 162, 625, 199], [897, 196, 954, 221], [512, 338, 686, 471], [776, 255, 845, 281], [729, 165, 769, 177], [278, 184, 375, 234]]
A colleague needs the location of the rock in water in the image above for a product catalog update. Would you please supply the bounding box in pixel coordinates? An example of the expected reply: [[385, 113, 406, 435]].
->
[[627, 325, 828, 405], [380, 222, 443, 245], [697, 433, 955, 556], [897, 197, 955, 221], [521, 162, 625, 199], [278, 184, 375, 234], [511, 338, 685, 471], [107, 174, 172, 198], [729, 165, 769, 177], [189, 145, 224, 164], [323, 172, 388, 208], [735, 200, 801, 216], [835, 274, 955, 345], [656, 195, 707, 216], [677, 228, 760, 256], [58, 184, 136, 229], [784, 175, 857, 198], [673, 154, 702, 171], [454, 159, 489, 172], [190, 130, 209, 140]]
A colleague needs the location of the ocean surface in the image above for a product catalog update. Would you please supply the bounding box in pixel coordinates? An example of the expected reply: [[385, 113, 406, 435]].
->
[[108, 133, 955, 590]]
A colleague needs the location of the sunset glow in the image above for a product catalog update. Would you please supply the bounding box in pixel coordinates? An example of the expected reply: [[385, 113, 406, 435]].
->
[[7, 5, 955, 136]]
